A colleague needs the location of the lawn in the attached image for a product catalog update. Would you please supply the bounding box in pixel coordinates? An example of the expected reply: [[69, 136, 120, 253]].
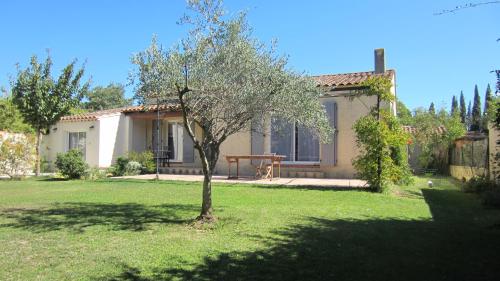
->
[[0, 177, 499, 281]]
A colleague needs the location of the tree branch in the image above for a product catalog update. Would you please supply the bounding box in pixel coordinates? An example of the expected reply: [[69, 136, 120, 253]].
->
[[434, 1, 500, 15]]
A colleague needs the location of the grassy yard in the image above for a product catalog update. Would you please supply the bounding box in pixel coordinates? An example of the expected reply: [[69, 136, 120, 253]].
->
[[0, 177, 499, 281]]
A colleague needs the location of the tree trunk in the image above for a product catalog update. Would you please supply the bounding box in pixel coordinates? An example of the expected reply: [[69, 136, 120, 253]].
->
[[199, 172, 214, 220], [35, 129, 42, 176], [196, 145, 218, 222]]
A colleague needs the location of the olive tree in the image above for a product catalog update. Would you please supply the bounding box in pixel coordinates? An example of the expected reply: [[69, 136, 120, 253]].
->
[[131, 0, 331, 221]]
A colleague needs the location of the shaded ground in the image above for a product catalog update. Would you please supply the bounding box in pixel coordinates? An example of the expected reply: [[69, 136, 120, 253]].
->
[[0, 177, 499, 280]]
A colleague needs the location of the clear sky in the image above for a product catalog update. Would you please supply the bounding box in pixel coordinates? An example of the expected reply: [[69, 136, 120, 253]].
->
[[0, 0, 498, 110]]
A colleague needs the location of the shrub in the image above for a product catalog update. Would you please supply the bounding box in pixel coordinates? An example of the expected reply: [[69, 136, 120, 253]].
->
[[463, 176, 498, 193], [110, 156, 129, 177], [124, 161, 142, 176], [55, 149, 88, 179], [128, 151, 155, 174], [84, 167, 107, 180], [0, 133, 35, 179]]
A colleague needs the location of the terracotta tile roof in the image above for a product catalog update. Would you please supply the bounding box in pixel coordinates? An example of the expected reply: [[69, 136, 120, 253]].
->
[[60, 103, 181, 122], [313, 69, 395, 88]]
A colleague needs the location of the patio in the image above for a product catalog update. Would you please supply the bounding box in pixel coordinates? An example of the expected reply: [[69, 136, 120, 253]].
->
[[116, 174, 368, 188]]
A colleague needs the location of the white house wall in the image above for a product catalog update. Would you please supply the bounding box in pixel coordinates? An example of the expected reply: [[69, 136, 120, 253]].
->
[[41, 120, 100, 168], [97, 113, 133, 167]]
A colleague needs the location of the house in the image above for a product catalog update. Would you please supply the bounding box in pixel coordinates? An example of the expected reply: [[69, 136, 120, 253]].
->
[[41, 49, 397, 179]]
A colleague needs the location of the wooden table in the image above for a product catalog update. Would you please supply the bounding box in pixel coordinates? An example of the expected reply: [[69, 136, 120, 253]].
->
[[225, 154, 286, 180]]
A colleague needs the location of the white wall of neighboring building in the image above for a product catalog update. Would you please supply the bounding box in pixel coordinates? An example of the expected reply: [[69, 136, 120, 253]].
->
[[41, 120, 100, 168]]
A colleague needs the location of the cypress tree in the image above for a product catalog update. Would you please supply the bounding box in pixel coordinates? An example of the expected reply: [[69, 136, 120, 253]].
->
[[451, 95, 458, 115], [483, 84, 493, 129], [484, 84, 492, 116], [466, 101, 472, 131], [429, 102, 436, 115], [471, 85, 482, 131], [459, 91, 466, 123]]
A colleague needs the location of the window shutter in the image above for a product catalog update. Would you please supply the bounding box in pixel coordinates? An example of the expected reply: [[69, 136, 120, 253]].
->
[[251, 119, 265, 165], [320, 101, 337, 166], [333, 102, 338, 165], [182, 126, 195, 163]]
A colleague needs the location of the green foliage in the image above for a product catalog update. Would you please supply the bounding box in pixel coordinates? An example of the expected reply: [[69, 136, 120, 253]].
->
[[124, 161, 142, 176], [110, 156, 129, 177], [488, 95, 500, 128], [459, 91, 466, 124], [55, 149, 88, 179], [483, 84, 494, 129], [128, 151, 155, 174], [428, 102, 436, 115], [396, 99, 413, 125], [0, 134, 35, 179], [10, 53, 89, 175], [353, 77, 413, 192], [84, 167, 107, 181], [11, 54, 89, 134], [414, 108, 465, 172], [471, 85, 482, 131], [463, 176, 497, 193], [0, 97, 33, 133], [466, 101, 472, 130], [451, 95, 458, 115], [84, 84, 132, 111]]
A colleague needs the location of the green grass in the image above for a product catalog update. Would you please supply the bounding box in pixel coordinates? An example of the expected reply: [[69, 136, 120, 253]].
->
[[0, 177, 499, 280]]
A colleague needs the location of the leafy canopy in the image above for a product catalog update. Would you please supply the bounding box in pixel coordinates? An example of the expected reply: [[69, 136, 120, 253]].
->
[[11, 54, 89, 133], [84, 83, 132, 111], [131, 3, 332, 152]]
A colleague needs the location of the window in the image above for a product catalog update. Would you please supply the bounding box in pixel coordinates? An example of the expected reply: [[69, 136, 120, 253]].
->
[[68, 132, 86, 158], [167, 122, 183, 161], [270, 119, 320, 162]]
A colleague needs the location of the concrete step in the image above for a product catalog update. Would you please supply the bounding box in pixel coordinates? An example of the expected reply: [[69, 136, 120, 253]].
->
[[159, 167, 203, 175], [282, 171, 325, 178]]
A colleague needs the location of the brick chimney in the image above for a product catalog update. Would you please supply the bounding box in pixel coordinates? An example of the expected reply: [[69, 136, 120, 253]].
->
[[374, 48, 385, 74]]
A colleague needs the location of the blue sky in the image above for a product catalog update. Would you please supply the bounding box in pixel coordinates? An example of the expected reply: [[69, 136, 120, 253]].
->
[[0, 0, 498, 110]]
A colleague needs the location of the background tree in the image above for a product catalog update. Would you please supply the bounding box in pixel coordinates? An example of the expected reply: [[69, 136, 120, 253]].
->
[[84, 83, 132, 111], [131, 0, 331, 221], [414, 107, 465, 173], [11, 54, 88, 176], [396, 99, 413, 125], [451, 95, 458, 115], [483, 84, 493, 129], [467, 101, 472, 130], [471, 85, 482, 131], [460, 91, 467, 124], [0, 96, 33, 133], [428, 102, 436, 116], [353, 77, 412, 192]]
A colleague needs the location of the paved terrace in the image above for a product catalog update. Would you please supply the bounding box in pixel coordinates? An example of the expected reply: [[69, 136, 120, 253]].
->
[[117, 174, 368, 188]]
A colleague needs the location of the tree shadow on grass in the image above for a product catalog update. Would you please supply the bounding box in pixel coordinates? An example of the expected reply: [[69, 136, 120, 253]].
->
[[98, 188, 500, 281], [0, 202, 199, 232]]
